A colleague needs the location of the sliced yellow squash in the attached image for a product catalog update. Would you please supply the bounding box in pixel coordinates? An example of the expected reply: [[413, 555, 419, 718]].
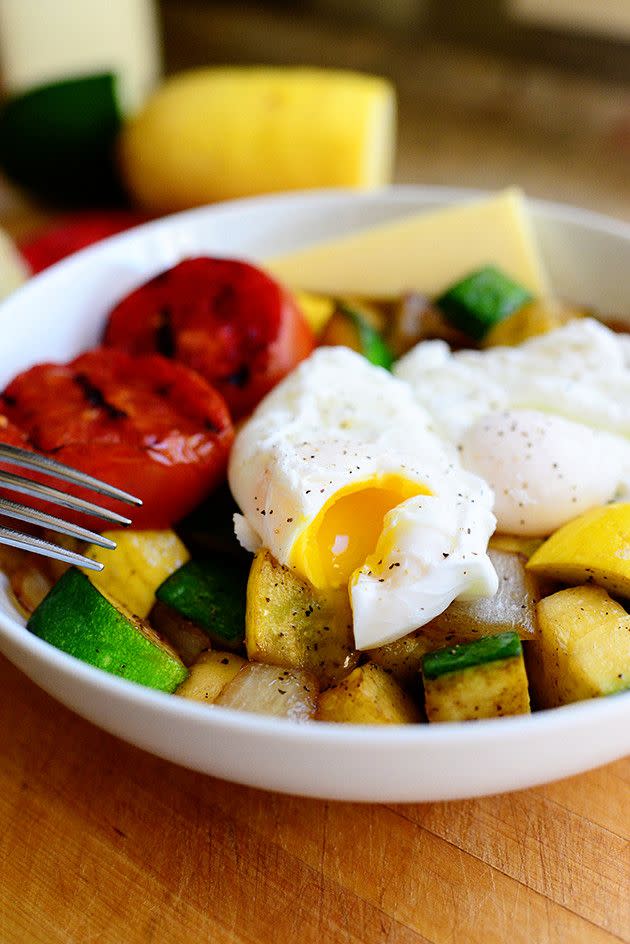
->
[[316, 663, 422, 724], [176, 650, 246, 704], [527, 503, 630, 597], [246, 549, 358, 688], [532, 585, 630, 707], [482, 299, 578, 347], [84, 529, 189, 618], [120, 67, 395, 212]]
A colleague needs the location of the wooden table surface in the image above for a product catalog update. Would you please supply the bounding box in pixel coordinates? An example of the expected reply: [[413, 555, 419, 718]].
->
[[1, 652, 628, 944], [0, 202, 629, 944], [1, 21, 629, 936]]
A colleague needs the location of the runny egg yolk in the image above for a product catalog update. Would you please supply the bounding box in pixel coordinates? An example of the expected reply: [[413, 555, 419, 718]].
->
[[290, 475, 430, 590]]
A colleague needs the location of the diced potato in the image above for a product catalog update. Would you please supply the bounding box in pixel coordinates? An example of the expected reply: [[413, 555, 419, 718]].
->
[[372, 549, 539, 686], [531, 585, 630, 708], [216, 662, 319, 720], [426, 548, 539, 641], [9, 563, 53, 617], [176, 650, 245, 703], [38, 531, 86, 582], [1, 539, 65, 581], [482, 299, 578, 347], [316, 663, 422, 724], [369, 631, 436, 689], [527, 503, 630, 598], [246, 550, 359, 688], [84, 529, 190, 618], [1, 534, 82, 614], [149, 599, 211, 667], [489, 533, 543, 560]]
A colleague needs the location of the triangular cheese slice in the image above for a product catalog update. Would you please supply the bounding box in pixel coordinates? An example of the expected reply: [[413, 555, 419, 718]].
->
[[266, 187, 550, 300]]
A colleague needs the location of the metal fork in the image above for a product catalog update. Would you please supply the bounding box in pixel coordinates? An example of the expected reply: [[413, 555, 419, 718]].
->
[[0, 443, 142, 572]]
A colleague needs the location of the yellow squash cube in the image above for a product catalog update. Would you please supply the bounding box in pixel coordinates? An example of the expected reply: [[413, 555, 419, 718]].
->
[[482, 299, 577, 347], [246, 549, 358, 688], [527, 503, 630, 598], [370, 631, 436, 689], [531, 585, 630, 707], [84, 529, 190, 618], [316, 663, 422, 724], [424, 657, 531, 722], [176, 651, 245, 704], [422, 632, 530, 722]]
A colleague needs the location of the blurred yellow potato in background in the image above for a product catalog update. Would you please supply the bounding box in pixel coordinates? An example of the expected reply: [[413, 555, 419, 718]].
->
[[119, 66, 396, 212]]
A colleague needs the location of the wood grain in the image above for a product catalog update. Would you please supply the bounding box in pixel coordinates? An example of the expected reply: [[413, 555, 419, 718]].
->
[[0, 20, 629, 936], [0, 654, 627, 944]]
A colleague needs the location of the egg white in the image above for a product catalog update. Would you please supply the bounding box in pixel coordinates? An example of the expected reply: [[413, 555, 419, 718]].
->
[[229, 347, 498, 649], [395, 318, 630, 442], [460, 410, 626, 535], [395, 318, 630, 535]]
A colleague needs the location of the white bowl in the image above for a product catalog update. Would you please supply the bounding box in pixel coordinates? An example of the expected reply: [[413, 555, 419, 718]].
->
[[1, 186, 629, 802]]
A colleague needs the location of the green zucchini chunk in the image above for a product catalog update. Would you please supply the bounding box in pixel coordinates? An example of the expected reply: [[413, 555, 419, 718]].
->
[[422, 630, 523, 680], [436, 265, 533, 341], [0, 74, 124, 204], [422, 631, 530, 722], [322, 300, 394, 369], [341, 302, 393, 369], [28, 568, 187, 692], [155, 555, 248, 649]]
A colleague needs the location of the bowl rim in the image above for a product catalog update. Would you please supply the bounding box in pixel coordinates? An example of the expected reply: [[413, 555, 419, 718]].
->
[[1, 183, 629, 750], [7, 183, 630, 295]]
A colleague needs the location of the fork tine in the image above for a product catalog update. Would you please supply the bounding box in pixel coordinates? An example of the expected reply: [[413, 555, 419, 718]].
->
[[0, 496, 116, 548], [0, 443, 142, 506], [0, 527, 104, 571], [0, 469, 132, 526]]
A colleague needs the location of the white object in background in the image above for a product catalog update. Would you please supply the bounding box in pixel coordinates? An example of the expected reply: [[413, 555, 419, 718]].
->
[[0, 0, 161, 111], [0, 187, 628, 801], [0, 224, 27, 300]]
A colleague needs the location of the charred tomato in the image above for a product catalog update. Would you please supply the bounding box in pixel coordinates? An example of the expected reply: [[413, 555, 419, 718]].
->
[[103, 257, 315, 418], [3, 348, 233, 529]]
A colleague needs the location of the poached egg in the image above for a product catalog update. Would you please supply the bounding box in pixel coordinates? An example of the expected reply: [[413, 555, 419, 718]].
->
[[395, 318, 630, 536], [229, 346, 497, 649]]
